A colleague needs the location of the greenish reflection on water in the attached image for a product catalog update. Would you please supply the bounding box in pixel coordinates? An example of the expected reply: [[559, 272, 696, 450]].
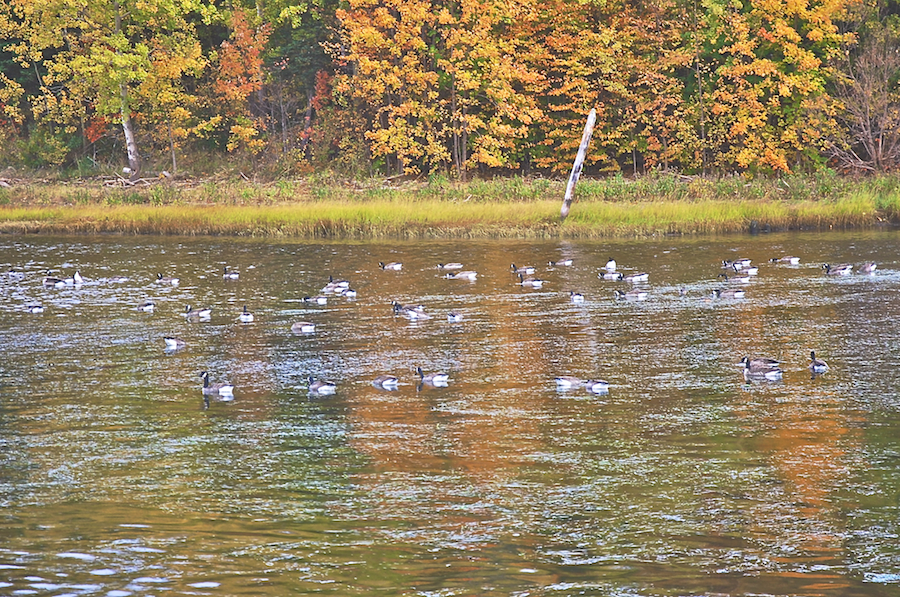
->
[[1, 232, 900, 595]]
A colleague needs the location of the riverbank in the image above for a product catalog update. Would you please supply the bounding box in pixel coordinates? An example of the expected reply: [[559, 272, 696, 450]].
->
[[1, 173, 898, 237]]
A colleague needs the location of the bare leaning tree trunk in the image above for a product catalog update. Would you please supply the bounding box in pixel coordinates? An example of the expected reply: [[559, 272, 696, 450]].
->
[[114, 0, 141, 180], [560, 109, 597, 221]]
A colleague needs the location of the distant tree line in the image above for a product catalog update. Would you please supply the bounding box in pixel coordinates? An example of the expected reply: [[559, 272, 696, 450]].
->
[[0, 0, 898, 180]]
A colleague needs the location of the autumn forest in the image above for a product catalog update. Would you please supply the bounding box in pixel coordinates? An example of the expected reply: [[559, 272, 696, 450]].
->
[[0, 0, 898, 181]]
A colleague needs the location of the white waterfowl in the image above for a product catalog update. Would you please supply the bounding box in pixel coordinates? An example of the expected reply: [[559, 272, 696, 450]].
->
[[809, 351, 829, 374], [379, 261, 403, 271], [137, 301, 155, 312], [239, 305, 254, 322], [223, 266, 239, 280], [308, 375, 336, 394], [199, 371, 234, 397], [164, 337, 186, 350], [157, 273, 180, 285], [291, 321, 316, 333], [416, 367, 450, 385]]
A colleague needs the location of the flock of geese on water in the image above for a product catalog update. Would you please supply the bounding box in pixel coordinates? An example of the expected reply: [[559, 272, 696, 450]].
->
[[10, 253, 878, 402]]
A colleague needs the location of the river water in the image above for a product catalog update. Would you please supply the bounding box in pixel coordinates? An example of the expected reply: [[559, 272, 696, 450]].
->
[[1, 231, 900, 596]]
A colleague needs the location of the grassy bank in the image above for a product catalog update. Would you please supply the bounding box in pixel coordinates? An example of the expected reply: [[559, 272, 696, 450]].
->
[[2, 172, 899, 238]]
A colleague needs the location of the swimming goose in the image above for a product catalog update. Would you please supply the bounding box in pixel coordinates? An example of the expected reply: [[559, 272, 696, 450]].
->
[[735, 263, 759, 275], [823, 263, 853, 275], [517, 274, 544, 288], [291, 321, 316, 333], [604, 258, 617, 271], [321, 276, 350, 293], [549, 258, 573, 266], [771, 256, 800, 264], [373, 374, 400, 388], [137, 301, 155, 312], [199, 371, 234, 397], [391, 300, 425, 313], [416, 367, 450, 385], [445, 270, 478, 280], [859, 262, 877, 274], [239, 305, 254, 322], [511, 263, 536, 275], [569, 291, 585, 303], [304, 295, 328, 305], [718, 272, 751, 284], [723, 258, 752, 269], [394, 303, 432, 320], [307, 375, 336, 394], [742, 358, 783, 381], [157, 273, 180, 285], [585, 379, 610, 393], [438, 262, 464, 270], [622, 272, 649, 283], [340, 287, 358, 298], [27, 304, 44, 314], [185, 304, 212, 319], [164, 337, 186, 350], [223, 266, 239, 280], [43, 272, 66, 288], [809, 351, 829, 374], [72, 271, 84, 285], [613, 289, 648, 301], [447, 311, 463, 322], [601, 271, 623, 280], [379, 261, 403, 271], [555, 376, 585, 389], [712, 288, 746, 299]]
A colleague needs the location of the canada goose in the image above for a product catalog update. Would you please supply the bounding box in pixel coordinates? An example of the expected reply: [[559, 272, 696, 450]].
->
[[157, 273, 179, 285], [137, 301, 155, 312], [72, 271, 84, 285], [43, 272, 66, 288], [379, 261, 402, 271], [859, 261, 877, 274], [291, 321, 316, 333], [517, 274, 544, 288], [742, 358, 783, 381], [712, 288, 746, 299], [223, 266, 239, 280], [549, 258, 573, 266], [622, 272, 649, 283], [199, 371, 234, 397], [585, 379, 610, 393], [511, 263, 536, 275], [340, 287, 358, 298], [307, 375, 336, 394], [321, 275, 350, 293], [718, 272, 751, 284], [164, 337, 185, 350], [394, 303, 432, 320], [447, 311, 463, 322], [391, 300, 425, 313], [373, 374, 399, 388], [185, 304, 212, 319], [555, 376, 585, 389], [27, 304, 44, 314], [736, 263, 759, 275], [723, 258, 752, 269], [304, 295, 328, 305], [809, 351, 829, 374], [569, 291, 585, 303], [239, 305, 254, 323], [438, 262, 464, 270], [445, 270, 478, 280], [613, 289, 648, 301], [601, 271, 623, 280], [416, 367, 449, 385], [823, 263, 853, 275], [771, 256, 800, 264], [604, 258, 617, 271]]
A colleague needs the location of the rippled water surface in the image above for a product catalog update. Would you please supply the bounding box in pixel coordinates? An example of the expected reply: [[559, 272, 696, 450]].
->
[[2, 231, 900, 596]]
